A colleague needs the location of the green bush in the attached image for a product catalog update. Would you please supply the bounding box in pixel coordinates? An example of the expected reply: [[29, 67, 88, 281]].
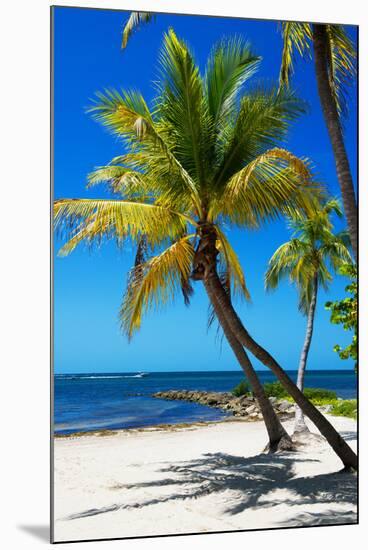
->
[[231, 380, 355, 419], [330, 399, 357, 419], [303, 387, 337, 404], [263, 381, 289, 399], [232, 379, 251, 397], [263, 382, 338, 405]]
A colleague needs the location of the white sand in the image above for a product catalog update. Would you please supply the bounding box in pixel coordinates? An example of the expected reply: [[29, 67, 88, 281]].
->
[[53, 415, 357, 542]]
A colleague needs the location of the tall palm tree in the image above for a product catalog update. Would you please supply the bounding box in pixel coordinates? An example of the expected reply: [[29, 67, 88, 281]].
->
[[54, 30, 356, 468], [279, 22, 357, 260], [265, 198, 352, 434]]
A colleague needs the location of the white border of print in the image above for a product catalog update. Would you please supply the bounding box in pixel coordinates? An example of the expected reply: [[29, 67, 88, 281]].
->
[[2, 1, 367, 549]]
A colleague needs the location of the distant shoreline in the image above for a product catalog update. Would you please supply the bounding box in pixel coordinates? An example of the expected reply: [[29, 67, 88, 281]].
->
[[54, 370, 357, 436]]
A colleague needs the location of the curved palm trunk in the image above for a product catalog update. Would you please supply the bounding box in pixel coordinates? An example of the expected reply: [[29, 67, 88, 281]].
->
[[294, 274, 318, 433], [205, 268, 357, 470], [312, 24, 357, 260], [204, 279, 293, 452]]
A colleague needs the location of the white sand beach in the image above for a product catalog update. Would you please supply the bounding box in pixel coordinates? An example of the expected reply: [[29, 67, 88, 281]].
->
[[53, 415, 357, 542]]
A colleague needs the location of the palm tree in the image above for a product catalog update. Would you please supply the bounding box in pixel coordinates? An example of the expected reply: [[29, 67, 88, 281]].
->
[[265, 198, 352, 434], [279, 22, 357, 260], [122, 17, 357, 259], [54, 30, 356, 468]]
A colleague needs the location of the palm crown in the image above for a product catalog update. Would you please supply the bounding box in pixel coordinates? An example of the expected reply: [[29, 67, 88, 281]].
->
[[55, 29, 320, 338], [265, 198, 352, 313]]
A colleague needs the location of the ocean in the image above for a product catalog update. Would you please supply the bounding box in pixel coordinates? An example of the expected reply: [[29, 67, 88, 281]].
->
[[54, 370, 357, 435]]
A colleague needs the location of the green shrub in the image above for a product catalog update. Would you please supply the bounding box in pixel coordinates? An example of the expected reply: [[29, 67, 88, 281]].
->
[[263, 382, 338, 404], [232, 379, 251, 397], [303, 387, 337, 404], [263, 381, 289, 399], [330, 399, 357, 419], [232, 380, 355, 418]]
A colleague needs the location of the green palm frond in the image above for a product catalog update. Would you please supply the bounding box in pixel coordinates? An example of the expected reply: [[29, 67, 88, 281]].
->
[[321, 196, 343, 217], [213, 148, 317, 227], [279, 22, 312, 88], [88, 87, 204, 216], [88, 89, 153, 139], [54, 198, 190, 254], [320, 233, 352, 271], [265, 238, 311, 290], [205, 37, 261, 129], [316, 258, 333, 291], [224, 147, 311, 196], [265, 198, 352, 313], [157, 29, 210, 187], [279, 22, 356, 116], [121, 12, 155, 49], [297, 276, 315, 314], [289, 197, 343, 238], [87, 165, 150, 198], [325, 25, 357, 116], [214, 86, 307, 184], [120, 235, 195, 338]]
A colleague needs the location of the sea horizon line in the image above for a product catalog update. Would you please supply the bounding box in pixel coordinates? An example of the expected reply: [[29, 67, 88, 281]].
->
[[54, 368, 355, 375]]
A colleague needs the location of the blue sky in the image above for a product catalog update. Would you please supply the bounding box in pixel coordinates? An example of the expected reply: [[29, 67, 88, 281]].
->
[[53, 7, 357, 374]]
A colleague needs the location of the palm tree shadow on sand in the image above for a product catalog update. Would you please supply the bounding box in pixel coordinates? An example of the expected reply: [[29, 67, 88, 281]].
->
[[64, 442, 357, 528]]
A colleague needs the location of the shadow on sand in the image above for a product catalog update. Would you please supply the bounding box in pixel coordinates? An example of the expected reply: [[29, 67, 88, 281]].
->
[[64, 445, 357, 527]]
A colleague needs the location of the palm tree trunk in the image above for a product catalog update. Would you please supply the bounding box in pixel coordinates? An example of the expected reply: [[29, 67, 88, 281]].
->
[[205, 268, 357, 470], [204, 279, 293, 452], [312, 24, 357, 260], [294, 273, 318, 433]]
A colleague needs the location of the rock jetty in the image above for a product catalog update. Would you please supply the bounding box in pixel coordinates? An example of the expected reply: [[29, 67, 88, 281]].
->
[[153, 390, 296, 421]]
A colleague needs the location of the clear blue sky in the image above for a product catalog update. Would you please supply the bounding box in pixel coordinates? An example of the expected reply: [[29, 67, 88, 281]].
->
[[53, 7, 357, 374]]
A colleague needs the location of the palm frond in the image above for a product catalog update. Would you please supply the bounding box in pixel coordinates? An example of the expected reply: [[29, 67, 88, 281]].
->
[[214, 86, 307, 185], [213, 148, 318, 227], [325, 24, 357, 117], [88, 89, 153, 139], [121, 12, 154, 49], [156, 29, 212, 189], [87, 165, 151, 198], [279, 22, 312, 88], [205, 37, 260, 129], [265, 238, 311, 290], [120, 235, 195, 338], [54, 198, 189, 254], [215, 226, 250, 300], [322, 196, 344, 217], [88, 88, 204, 216], [320, 233, 352, 270]]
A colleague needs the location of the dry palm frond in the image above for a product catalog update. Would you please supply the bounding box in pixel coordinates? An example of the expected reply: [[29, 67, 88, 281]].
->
[[120, 235, 195, 338]]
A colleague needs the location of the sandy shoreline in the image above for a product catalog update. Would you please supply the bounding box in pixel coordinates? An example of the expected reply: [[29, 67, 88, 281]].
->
[[53, 415, 357, 542]]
